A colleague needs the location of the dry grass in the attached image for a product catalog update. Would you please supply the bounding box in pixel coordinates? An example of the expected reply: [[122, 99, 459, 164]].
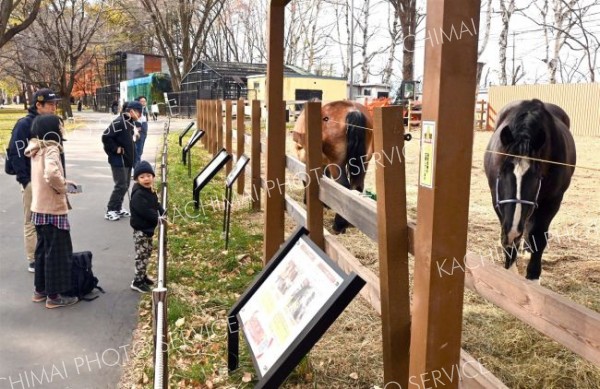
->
[[120, 122, 600, 388], [283, 129, 600, 388]]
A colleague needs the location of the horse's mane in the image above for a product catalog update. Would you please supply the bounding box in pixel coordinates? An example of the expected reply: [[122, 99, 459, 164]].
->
[[500, 99, 550, 157]]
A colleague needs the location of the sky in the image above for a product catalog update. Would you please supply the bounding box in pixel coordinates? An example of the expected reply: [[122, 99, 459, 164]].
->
[[318, 0, 600, 87]]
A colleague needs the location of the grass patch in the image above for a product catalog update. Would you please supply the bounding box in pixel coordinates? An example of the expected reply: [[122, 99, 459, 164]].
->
[[123, 133, 269, 387], [0, 107, 81, 156]]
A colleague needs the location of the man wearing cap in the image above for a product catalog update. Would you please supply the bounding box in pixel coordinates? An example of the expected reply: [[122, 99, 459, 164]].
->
[[102, 101, 143, 221], [7, 88, 61, 272]]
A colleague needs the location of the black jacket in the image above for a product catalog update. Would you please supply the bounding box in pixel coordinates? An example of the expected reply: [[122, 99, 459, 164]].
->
[[7, 108, 38, 187], [130, 183, 165, 236], [101, 114, 136, 167]]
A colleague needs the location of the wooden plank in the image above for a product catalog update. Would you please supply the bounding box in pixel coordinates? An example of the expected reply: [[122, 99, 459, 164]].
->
[[373, 106, 410, 385], [409, 1, 481, 386], [464, 254, 600, 367], [212, 100, 219, 154], [283, 195, 503, 389], [237, 98, 245, 195], [305, 102, 324, 248], [201, 101, 207, 149], [458, 350, 508, 389], [251, 100, 262, 212], [264, 2, 287, 262], [319, 177, 378, 242], [225, 100, 233, 174]]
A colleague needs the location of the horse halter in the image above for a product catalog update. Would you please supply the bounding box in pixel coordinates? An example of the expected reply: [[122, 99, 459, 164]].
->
[[494, 176, 542, 216]]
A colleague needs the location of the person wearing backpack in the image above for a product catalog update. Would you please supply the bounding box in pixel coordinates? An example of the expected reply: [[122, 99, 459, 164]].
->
[[101, 101, 142, 221], [7, 88, 61, 273], [25, 115, 79, 308], [129, 161, 165, 293]]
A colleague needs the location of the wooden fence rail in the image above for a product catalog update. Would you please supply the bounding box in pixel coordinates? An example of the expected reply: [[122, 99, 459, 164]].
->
[[195, 99, 600, 388]]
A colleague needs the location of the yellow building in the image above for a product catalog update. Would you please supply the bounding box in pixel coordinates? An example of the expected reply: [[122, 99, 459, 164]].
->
[[247, 71, 347, 103]]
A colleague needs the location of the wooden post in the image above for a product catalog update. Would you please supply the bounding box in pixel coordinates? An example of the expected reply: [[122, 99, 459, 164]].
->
[[201, 101, 207, 149], [479, 99, 485, 130], [304, 102, 324, 249], [251, 100, 262, 213], [196, 100, 201, 139], [212, 100, 218, 154], [237, 98, 246, 195], [204, 100, 209, 149], [373, 106, 411, 387], [409, 2, 481, 387], [264, 1, 289, 263], [217, 99, 224, 151], [225, 100, 233, 174]]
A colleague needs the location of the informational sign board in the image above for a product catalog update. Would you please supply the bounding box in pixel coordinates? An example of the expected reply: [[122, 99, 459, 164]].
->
[[227, 227, 365, 388], [223, 155, 251, 249], [193, 148, 231, 209], [178, 122, 195, 146], [419, 120, 436, 188]]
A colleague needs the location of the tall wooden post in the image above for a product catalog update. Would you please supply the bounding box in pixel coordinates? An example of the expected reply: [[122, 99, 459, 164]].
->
[[251, 100, 262, 213], [373, 106, 411, 387], [237, 98, 246, 195], [217, 99, 224, 151], [212, 100, 218, 154], [225, 100, 233, 174], [304, 102, 324, 249], [264, 0, 289, 262], [409, 2, 481, 387]]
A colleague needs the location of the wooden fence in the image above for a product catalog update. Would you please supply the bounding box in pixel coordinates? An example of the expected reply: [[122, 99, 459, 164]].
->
[[194, 99, 600, 388]]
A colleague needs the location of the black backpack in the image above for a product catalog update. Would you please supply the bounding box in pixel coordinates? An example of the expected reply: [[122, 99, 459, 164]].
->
[[67, 251, 105, 301]]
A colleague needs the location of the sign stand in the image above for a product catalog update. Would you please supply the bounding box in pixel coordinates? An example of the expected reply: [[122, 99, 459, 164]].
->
[[222, 155, 250, 249], [227, 227, 365, 388], [182, 129, 205, 177], [193, 148, 232, 210], [178, 122, 195, 146]]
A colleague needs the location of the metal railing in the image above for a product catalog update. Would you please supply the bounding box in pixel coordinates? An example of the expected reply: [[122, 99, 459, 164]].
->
[[153, 121, 170, 389]]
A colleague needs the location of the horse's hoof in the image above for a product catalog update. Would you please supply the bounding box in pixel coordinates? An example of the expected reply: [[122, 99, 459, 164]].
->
[[332, 226, 347, 235], [526, 277, 541, 285]]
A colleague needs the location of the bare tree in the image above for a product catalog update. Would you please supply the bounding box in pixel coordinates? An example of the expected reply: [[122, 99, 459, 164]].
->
[[497, 0, 516, 85], [476, 0, 493, 92], [137, 0, 226, 92], [522, 0, 581, 83], [386, 0, 418, 80], [3, 0, 106, 117], [0, 0, 42, 49]]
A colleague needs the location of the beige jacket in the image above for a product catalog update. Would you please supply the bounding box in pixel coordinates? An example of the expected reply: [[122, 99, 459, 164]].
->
[[25, 139, 69, 215]]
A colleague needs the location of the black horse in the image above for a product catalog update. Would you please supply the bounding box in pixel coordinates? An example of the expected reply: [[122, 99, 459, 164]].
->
[[484, 99, 576, 282]]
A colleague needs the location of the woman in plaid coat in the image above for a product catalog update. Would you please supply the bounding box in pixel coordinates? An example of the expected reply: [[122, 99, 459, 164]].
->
[[25, 115, 78, 309]]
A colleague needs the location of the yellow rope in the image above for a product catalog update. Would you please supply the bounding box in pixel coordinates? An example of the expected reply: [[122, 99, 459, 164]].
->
[[485, 149, 600, 172]]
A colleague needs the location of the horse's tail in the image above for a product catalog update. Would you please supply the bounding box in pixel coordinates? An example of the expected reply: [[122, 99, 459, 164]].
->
[[345, 110, 368, 185]]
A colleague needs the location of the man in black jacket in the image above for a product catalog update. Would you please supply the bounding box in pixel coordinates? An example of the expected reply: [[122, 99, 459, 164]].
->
[[7, 88, 61, 272], [102, 101, 142, 221]]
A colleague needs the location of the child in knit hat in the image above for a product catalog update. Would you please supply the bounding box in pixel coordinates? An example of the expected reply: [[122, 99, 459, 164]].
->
[[129, 160, 165, 293]]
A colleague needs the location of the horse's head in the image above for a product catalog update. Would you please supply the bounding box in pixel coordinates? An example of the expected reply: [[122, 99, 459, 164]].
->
[[494, 100, 554, 245], [495, 157, 542, 246]]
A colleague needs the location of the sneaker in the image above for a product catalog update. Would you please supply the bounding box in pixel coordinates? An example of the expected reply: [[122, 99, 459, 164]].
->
[[143, 276, 155, 286], [46, 294, 79, 309], [117, 209, 130, 217], [130, 280, 152, 293], [32, 290, 47, 303], [28, 261, 35, 273], [105, 210, 120, 221]]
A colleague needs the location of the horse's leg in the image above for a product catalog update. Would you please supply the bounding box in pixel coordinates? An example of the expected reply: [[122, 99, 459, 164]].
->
[[328, 163, 352, 234], [502, 235, 521, 273], [525, 199, 562, 282]]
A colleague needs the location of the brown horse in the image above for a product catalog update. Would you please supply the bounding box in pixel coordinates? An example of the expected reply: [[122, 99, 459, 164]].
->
[[292, 100, 374, 233]]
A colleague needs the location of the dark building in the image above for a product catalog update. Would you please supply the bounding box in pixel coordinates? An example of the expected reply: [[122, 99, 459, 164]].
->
[[167, 60, 305, 118]]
